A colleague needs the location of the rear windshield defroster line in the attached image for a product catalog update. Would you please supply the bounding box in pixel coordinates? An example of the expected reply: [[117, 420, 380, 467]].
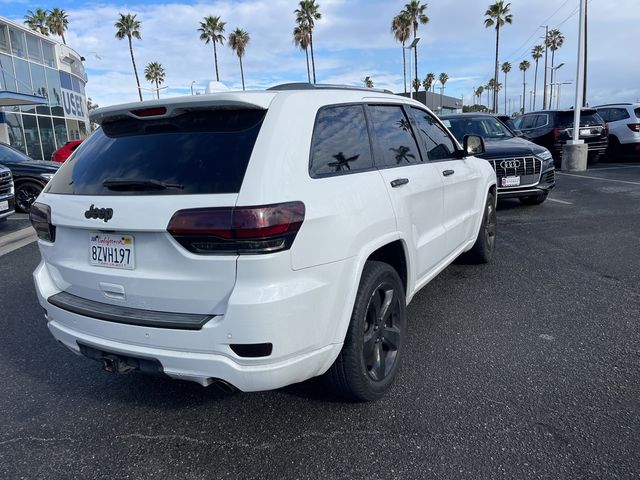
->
[[45, 109, 267, 196]]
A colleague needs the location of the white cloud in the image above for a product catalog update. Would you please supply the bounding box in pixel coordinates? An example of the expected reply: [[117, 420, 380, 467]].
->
[[19, 0, 639, 109]]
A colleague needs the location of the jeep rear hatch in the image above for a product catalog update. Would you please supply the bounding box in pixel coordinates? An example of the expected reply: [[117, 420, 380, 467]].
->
[[39, 102, 270, 317]]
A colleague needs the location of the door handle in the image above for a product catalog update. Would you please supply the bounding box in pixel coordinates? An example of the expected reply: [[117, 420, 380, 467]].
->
[[442, 169, 455, 177], [390, 178, 409, 188]]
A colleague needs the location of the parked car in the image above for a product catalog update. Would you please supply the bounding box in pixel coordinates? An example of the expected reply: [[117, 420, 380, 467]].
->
[[513, 109, 608, 166], [0, 164, 15, 222], [441, 113, 555, 205], [31, 85, 497, 401], [496, 114, 521, 135], [51, 140, 83, 163], [0, 143, 59, 213], [594, 103, 640, 158]]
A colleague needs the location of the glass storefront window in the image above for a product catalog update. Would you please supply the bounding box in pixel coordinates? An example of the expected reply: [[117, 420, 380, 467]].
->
[[0, 23, 10, 54], [66, 118, 80, 141], [21, 114, 42, 160], [13, 57, 31, 95], [46, 67, 63, 116], [0, 53, 16, 91], [52, 117, 68, 147], [42, 42, 55, 68], [37, 115, 56, 159], [26, 33, 43, 64], [4, 113, 27, 153], [78, 121, 88, 139], [8, 27, 26, 59], [28, 63, 50, 115], [59, 71, 72, 90], [71, 75, 81, 93]]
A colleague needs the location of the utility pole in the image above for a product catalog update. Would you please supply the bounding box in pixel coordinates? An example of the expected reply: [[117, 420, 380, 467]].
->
[[582, 1, 588, 107], [542, 25, 549, 109]]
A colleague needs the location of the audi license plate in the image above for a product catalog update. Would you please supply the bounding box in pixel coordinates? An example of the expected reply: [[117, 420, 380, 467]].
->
[[580, 128, 593, 136], [501, 176, 520, 187], [90, 233, 135, 270], [0, 200, 8, 212]]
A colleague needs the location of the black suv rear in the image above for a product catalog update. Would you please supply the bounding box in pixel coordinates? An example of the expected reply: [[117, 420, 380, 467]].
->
[[0, 165, 15, 222], [513, 109, 608, 166]]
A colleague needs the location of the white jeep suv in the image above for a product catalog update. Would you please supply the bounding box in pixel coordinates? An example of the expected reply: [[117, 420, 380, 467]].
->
[[31, 84, 497, 401]]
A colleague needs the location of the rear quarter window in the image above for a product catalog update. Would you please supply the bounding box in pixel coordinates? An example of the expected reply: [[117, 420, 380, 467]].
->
[[45, 109, 266, 195], [309, 104, 373, 177]]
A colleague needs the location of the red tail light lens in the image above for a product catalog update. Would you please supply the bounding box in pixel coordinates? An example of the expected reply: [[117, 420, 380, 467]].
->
[[130, 107, 167, 117], [167, 202, 305, 255], [627, 123, 640, 132], [553, 127, 559, 143], [30, 202, 56, 242]]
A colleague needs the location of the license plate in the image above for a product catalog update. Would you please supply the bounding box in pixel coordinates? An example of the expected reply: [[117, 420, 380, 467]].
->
[[501, 176, 520, 187], [0, 200, 8, 212], [90, 233, 135, 270], [580, 128, 593, 136]]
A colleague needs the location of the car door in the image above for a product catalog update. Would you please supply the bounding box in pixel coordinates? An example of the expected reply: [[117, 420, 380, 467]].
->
[[366, 104, 448, 284], [409, 107, 483, 251]]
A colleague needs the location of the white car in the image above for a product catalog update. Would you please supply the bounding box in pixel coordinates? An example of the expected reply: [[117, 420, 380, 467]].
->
[[595, 103, 640, 157], [31, 84, 497, 401]]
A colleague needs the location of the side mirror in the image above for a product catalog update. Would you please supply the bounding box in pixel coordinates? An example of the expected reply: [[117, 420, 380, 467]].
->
[[463, 134, 485, 156], [513, 130, 525, 137]]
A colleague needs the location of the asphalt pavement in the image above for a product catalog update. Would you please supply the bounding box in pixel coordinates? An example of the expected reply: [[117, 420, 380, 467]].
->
[[0, 164, 638, 479]]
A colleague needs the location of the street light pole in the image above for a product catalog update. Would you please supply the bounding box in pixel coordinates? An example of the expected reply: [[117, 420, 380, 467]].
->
[[404, 37, 420, 101]]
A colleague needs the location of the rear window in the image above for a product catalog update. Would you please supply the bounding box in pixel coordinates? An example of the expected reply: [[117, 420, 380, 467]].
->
[[46, 109, 266, 195], [557, 112, 604, 128]]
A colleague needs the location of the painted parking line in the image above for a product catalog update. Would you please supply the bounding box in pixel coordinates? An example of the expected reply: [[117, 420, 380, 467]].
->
[[547, 198, 573, 205], [0, 226, 37, 257], [556, 172, 640, 186], [590, 165, 640, 171]]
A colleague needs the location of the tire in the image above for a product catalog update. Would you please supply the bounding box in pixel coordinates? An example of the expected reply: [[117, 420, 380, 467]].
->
[[464, 191, 497, 264], [324, 261, 407, 402], [587, 152, 600, 166], [15, 181, 43, 213], [519, 191, 548, 206], [605, 136, 621, 161]]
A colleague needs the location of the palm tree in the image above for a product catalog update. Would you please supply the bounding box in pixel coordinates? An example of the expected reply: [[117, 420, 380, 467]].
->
[[501, 61, 511, 114], [476, 86, 485, 108], [545, 29, 565, 106], [228, 28, 250, 91], [485, 82, 492, 110], [24, 8, 49, 35], [294, 1, 321, 84], [401, 1, 429, 91], [293, 22, 311, 83], [484, 1, 513, 113], [363, 76, 374, 88], [115, 13, 143, 102], [438, 72, 448, 110], [422, 74, 433, 94], [144, 61, 165, 99], [198, 16, 226, 82], [46, 8, 69, 44], [531, 44, 544, 110], [412, 78, 420, 94], [391, 12, 412, 94], [519, 60, 530, 114]]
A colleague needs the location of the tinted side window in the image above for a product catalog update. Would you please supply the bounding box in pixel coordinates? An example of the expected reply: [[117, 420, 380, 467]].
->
[[611, 108, 630, 121], [519, 115, 537, 130], [534, 114, 548, 128], [409, 108, 456, 160], [368, 105, 422, 167], [597, 108, 612, 122], [310, 105, 373, 177]]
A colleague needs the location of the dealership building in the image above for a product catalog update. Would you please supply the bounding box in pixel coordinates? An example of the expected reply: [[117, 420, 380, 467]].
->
[[0, 16, 90, 161]]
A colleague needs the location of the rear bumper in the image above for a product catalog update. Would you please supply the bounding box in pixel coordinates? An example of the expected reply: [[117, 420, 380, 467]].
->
[[34, 254, 353, 391]]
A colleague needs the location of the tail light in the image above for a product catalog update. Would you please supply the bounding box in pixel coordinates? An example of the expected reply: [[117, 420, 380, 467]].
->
[[627, 123, 640, 132], [167, 201, 305, 255], [604, 123, 609, 136], [30, 202, 56, 242], [553, 128, 559, 143]]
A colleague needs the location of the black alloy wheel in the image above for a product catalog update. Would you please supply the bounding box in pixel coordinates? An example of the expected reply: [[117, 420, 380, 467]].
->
[[465, 191, 496, 264], [15, 181, 43, 213], [324, 261, 407, 401], [363, 282, 402, 382]]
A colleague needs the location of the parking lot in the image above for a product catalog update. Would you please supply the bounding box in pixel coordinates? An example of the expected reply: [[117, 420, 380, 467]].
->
[[0, 164, 638, 479]]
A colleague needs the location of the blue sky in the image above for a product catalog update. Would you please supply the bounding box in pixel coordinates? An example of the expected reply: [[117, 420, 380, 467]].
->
[[4, 0, 639, 111]]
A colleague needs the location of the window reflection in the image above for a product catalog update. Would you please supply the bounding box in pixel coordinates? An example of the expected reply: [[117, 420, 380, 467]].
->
[[368, 105, 422, 167], [410, 108, 455, 161], [310, 105, 373, 177]]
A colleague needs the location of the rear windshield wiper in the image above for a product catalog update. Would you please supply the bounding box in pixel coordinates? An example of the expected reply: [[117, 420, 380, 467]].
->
[[102, 179, 184, 191]]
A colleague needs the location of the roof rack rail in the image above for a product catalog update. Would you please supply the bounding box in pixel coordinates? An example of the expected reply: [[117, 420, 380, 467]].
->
[[592, 103, 633, 107], [267, 82, 394, 95]]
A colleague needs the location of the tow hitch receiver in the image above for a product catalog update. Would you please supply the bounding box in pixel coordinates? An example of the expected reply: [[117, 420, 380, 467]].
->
[[102, 355, 136, 374]]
